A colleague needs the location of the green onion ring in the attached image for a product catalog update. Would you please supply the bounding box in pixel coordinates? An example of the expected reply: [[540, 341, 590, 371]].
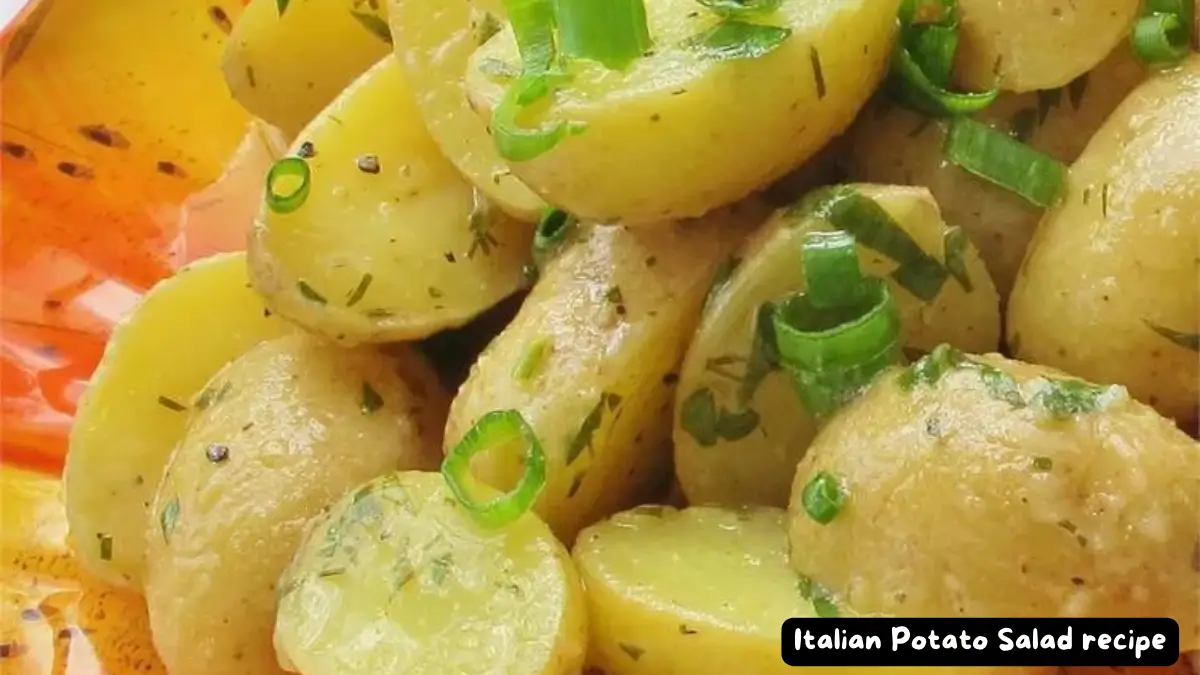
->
[[441, 409, 547, 529]]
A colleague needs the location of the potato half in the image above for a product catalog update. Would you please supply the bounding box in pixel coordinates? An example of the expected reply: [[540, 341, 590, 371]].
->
[[249, 55, 534, 345], [1008, 54, 1200, 425], [675, 184, 999, 508], [275, 471, 587, 675], [143, 333, 447, 675], [464, 0, 899, 225], [788, 350, 1200, 650], [445, 200, 767, 542], [221, 0, 392, 137], [64, 252, 290, 588], [388, 0, 545, 221]]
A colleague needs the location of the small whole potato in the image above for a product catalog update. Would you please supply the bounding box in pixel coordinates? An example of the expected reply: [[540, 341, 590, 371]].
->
[[788, 349, 1200, 650], [464, 0, 899, 225], [143, 333, 447, 675], [1008, 54, 1200, 425]]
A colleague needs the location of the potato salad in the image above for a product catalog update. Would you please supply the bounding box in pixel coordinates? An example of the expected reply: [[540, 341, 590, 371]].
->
[[63, 0, 1198, 673]]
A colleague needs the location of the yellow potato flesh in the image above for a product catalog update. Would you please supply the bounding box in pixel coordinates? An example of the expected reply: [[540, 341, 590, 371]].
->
[[275, 471, 587, 675], [387, 0, 545, 221], [675, 185, 1000, 507], [248, 55, 534, 345], [64, 252, 290, 588]]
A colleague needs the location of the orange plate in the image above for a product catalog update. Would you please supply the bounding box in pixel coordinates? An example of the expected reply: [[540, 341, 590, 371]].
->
[[0, 1, 1196, 674]]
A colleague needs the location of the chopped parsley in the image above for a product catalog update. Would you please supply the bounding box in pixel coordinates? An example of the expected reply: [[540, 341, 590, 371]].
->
[[157, 395, 187, 412], [160, 497, 180, 544]]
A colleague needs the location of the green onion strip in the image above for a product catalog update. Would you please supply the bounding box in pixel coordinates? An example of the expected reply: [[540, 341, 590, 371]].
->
[[1130, 7, 1192, 66], [770, 230, 903, 421], [265, 157, 312, 214], [943, 117, 1066, 208], [884, 0, 998, 116], [442, 409, 548, 529]]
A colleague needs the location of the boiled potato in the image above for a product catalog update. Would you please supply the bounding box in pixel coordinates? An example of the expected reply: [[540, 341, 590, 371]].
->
[[445, 200, 768, 542], [846, 44, 1146, 300], [143, 333, 447, 675], [676, 184, 1000, 508], [953, 0, 1140, 92], [388, 0, 545, 221], [788, 349, 1200, 651], [64, 252, 290, 589], [575, 505, 1035, 675], [221, 0, 392, 137], [249, 56, 534, 345], [1008, 54, 1200, 425], [275, 471, 587, 675], [464, 0, 898, 225]]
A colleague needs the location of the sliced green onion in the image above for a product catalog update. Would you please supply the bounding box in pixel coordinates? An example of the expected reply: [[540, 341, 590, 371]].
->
[[503, 0, 559, 73], [885, 0, 998, 117], [943, 117, 1066, 208], [802, 230, 868, 309], [532, 207, 579, 268], [555, 0, 652, 69], [493, 75, 587, 162], [441, 409, 547, 528], [801, 470, 845, 524], [682, 20, 792, 61], [1130, 13, 1190, 66], [697, 0, 783, 17], [771, 231, 903, 420], [265, 157, 311, 214]]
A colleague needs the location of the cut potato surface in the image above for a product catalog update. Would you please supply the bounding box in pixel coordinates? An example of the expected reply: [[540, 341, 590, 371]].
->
[[788, 351, 1200, 650], [445, 200, 768, 543], [388, 0, 545, 221], [249, 55, 534, 345], [275, 471, 587, 675], [846, 45, 1147, 300], [953, 0, 1140, 92], [64, 251, 291, 589], [144, 333, 447, 675], [221, 0, 392, 137], [1008, 55, 1200, 425], [465, 0, 899, 225], [575, 505, 1040, 675], [675, 184, 1000, 508]]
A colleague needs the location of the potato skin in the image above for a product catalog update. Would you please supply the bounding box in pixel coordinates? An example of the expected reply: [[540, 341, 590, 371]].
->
[[675, 184, 1000, 508], [1008, 55, 1200, 425], [846, 45, 1146, 301], [221, 0, 391, 137], [275, 471, 587, 675], [143, 334, 447, 675], [388, 0, 544, 221], [953, 0, 1140, 92], [445, 200, 767, 543], [788, 353, 1200, 650], [64, 252, 290, 588], [248, 56, 533, 345], [464, 0, 898, 225]]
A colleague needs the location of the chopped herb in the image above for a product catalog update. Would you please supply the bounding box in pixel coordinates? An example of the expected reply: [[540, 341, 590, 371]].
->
[[514, 338, 553, 382], [809, 46, 826, 99], [160, 497, 180, 544], [276, 0, 289, 16], [428, 287, 444, 299], [157, 395, 187, 412], [317, 567, 346, 578], [898, 343, 965, 389], [206, 444, 230, 464], [195, 381, 232, 411], [365, 308, 394, 319], [1057, 519, 1077, 533], [474, 11, 503, 45], [97, 533, 113, 561], [736, 303, 780, 406], [704, 256, 740, 311], [605, 285, 625, 305], [468, 193, 500, 259], [618, 643, 645, 661], [297, 141, 316, 158], [567, 473, 585, 498], [797, 572, 839, 615], [978, 365, 1023, 407], [429, 553, 453, 585], [682, 20, 792, 61], [532, 208, 579, 270], [346, 274, 373, 307], [361, 381, 384, 414], [696, 0, 782, 17], [679, 624, 699, 635], [297, 281, 327, 304], [566, 393, 618, 465], [356, 154, 381, 174], [1031, 456, 1053, 472], [1145, 320, 1200, 352], [1028, 378, 1124, 420], [349, 10, 393, 44], [679, 388, 720, 446], [801, 471, 844, 525], [813, 596, 840, 617], [1100, 183, 1110, 217], [941, 226, 972, 291]]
